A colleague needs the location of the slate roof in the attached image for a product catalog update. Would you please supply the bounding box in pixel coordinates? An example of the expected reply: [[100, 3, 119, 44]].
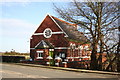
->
[[35, 40, 54, 49], [51, 16, 88, 43]]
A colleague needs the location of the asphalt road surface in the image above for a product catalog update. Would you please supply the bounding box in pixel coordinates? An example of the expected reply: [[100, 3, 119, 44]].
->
[[1, 63, 119, 80]]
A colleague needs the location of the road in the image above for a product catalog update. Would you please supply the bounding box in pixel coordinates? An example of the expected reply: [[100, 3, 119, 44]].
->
[[1, 63, 119, 79]]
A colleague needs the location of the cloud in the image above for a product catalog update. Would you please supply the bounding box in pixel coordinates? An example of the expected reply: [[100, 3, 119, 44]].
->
[[0, 18, 38, 39]]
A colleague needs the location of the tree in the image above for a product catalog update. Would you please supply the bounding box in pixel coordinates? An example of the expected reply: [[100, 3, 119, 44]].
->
[[103, 29, 119, 71], [54, 1, 119, 70], [117, 26, 120, 72]]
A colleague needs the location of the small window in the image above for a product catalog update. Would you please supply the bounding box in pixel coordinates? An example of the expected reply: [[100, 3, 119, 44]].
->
[[62, 53, 65, 58], [72, 44, 76, 49], [79, 45, 83, 50], [38, 53, 43, 57], [59, 53, 65, 58], [37, 51, 44, 59], [84, 45, 89, 50]]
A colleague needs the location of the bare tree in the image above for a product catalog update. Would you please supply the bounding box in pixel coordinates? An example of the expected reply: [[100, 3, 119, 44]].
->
[[102, 29, 119, 71], [53, 1, 119, 70], [117, 26, 120, 72]]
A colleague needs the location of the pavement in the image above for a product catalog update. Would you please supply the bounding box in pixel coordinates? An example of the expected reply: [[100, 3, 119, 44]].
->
[[2, 63, 120, 79], [8, 63, 120, 75]]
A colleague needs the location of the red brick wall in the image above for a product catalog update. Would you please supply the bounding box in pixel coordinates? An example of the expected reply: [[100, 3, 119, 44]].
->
[[30, 15, 69, 48], [34, 49, 49, 61], [35, 15, 62, 33], [30, 49, 36, 60], [30, 15, 92, 64], [30, 15, 71, 60]]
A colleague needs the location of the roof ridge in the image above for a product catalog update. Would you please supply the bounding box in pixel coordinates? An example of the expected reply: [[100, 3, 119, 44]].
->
[[51, 16, 77, 27]]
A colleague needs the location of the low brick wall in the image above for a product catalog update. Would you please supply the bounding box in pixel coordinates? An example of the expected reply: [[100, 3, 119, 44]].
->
[[59, 61, 90, 69], [21, 60, 47, 65], [21, 60, 90, 69]]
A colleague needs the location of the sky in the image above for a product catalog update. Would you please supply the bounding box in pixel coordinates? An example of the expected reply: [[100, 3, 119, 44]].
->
[[0, 1, 69, 53], [0, 0, 119, 53]]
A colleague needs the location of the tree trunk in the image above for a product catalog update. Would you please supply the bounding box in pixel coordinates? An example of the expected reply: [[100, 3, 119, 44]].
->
[[117, 46, 120, 72], [97, 2, 103, 71], [117, 26, 120, 72], [90, 43, 98, 70], [98, 53, 102, 70], [98, 39, 103, 70], [106, 56, 116, 71]]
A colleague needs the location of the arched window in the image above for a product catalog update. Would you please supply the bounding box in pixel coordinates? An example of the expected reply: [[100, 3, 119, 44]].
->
[[84, 45, 89, 50], [79, 45, 83, 50], [72, 44, 76, 49], [70, 43, 73, 47], [78, 45, 82, 57]]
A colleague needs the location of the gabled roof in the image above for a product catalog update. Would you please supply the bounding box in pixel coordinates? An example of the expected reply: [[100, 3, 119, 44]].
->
[[35, 40, 54, 49], [32, 14, 88, 43], [51, 16, 88, 42]]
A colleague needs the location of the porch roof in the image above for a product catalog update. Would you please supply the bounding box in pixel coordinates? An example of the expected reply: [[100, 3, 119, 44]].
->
[[35, 40, 54, 49]]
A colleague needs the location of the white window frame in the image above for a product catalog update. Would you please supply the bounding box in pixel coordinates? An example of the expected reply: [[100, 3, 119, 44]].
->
[[79, 45, 83, 50], [59, 53, 65, 58], [36, 51, 44, 59], [72, 44, 76, 50], [84, 45, 89, 50]]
